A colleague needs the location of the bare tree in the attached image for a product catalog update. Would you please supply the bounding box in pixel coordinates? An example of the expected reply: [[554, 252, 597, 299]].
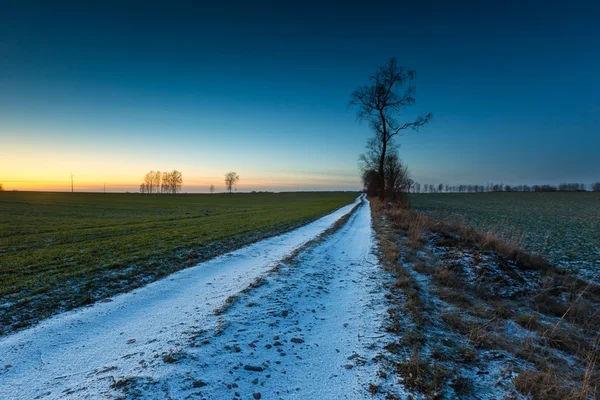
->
[[224, 172, 239, 194], [161, 172, 169, 193], [209, 184, 215, 194], [384, 151, 410, 201], [0, 183, 3, 191], [152, 171, 161, 194], [361, 169, 379, 197], [170, 170, 182, 194], [592, 182, 600, 192], [143, 171, 154, 194], [350, 57, 432, 200]]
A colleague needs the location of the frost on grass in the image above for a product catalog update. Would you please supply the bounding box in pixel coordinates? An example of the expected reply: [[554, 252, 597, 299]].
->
[[369, 200, 600, 400]]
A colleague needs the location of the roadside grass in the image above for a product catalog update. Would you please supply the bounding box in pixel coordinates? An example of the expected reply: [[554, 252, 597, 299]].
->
[[370, 199, 600, 399], [409, 192, 600, 281], [0, 191, 356, 334]]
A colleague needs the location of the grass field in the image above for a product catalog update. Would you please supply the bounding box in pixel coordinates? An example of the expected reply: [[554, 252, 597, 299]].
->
[[409, 192, 600, 281], [0, 191, 357, 334]]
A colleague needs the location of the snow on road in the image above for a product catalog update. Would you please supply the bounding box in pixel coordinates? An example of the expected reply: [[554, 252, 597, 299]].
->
[[0, 196, 389, 399]]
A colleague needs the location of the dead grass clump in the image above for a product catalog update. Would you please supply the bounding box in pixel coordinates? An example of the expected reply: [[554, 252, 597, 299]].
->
[[513, 369, 583, 400], [396, 347, 449, 396], [384, 207, 434, 248], [432, 287, 473, 308], [432, 266, 463, 289], [441, 312, 473, 336], [538, 324, 585, 356], [515, 313, 541, 331], [398, 326, 425, 347], [382, 242, 401, 265], [456, 345, 477, 363], [488, 299, 515, 319], [412, 261, 434, 274], [452, 374, 474, 395], [535, 290, 569, 319]]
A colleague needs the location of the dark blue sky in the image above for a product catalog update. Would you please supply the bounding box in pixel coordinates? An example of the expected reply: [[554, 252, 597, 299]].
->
[[1, 0, 599, 191]]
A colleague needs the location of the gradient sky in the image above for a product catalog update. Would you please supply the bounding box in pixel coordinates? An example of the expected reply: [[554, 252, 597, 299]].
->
[[1, 0, 599, 192]]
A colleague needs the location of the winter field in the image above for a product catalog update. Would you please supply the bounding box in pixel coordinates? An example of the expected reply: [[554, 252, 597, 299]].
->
[[410, 192, 600, 282], [0, 191, 356, 334], [0, 193, 598, 399]]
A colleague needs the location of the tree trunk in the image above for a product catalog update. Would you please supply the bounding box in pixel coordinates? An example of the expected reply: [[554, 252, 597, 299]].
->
[[378, 110, 387, 201], [378, 141, 386, 201]]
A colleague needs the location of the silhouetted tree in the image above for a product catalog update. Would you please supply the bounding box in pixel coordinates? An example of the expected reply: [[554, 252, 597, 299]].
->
[[225, 172, 239, 194], [0, 183, 3, 191], [361, 169, 379, 197], [350, 58, 432, 200], [209, 184, 215, 194], [170, 170, 183, 194], [384, 151, 410, 201], [592, 182, 600, 192], [140, 170, 182, 194]]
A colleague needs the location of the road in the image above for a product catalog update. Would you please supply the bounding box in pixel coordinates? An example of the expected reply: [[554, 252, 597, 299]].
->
[[0, 196, 389, 399]]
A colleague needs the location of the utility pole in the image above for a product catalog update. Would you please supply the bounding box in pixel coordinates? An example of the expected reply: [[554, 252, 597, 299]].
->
[[70, 173, 74, 193], [104, 182, 106, 193]]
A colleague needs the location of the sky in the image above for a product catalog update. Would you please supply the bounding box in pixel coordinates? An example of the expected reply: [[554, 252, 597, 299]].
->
[[1, 0, 599, 192]]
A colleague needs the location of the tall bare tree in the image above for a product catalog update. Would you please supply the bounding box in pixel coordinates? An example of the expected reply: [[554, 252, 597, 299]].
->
[[0, 183, 3, 191], [170, 170, 183, 194], [161, 171, 170, 193], [209, 184, 215, 194], [351, 58, 432, 200], [153, 171, 162, 194], [224, 172, 239, 194]]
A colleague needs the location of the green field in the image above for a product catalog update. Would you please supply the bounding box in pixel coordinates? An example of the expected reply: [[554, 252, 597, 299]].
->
[[409, 192, 600, 281], [0, 191, 356, 333]]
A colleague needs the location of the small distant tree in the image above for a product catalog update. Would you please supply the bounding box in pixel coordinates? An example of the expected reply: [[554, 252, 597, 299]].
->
[[209, 184, 215, 194], [0, 183, 3, 191], [225, 172, 239, 194]]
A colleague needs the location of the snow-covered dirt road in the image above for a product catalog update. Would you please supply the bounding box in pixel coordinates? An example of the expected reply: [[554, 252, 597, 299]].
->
[[0, 196, 389, 399]]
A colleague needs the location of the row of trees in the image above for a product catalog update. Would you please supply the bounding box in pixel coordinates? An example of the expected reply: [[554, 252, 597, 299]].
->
[[352, 58, 431, 200], [138, 171, 241, 194], [411, 182, 600, 193], [139, 170, 183, 194]]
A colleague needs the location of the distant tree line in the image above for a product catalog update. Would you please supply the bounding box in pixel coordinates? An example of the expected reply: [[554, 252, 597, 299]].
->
[[139, 170, 182, 194], [410, 182, 600, 193]]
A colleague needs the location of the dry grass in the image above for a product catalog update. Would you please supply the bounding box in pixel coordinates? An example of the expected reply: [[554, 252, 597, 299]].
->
[[513, 368, 594, 400], [395, 347, 449, 396], [370, 197, 600, 399]]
